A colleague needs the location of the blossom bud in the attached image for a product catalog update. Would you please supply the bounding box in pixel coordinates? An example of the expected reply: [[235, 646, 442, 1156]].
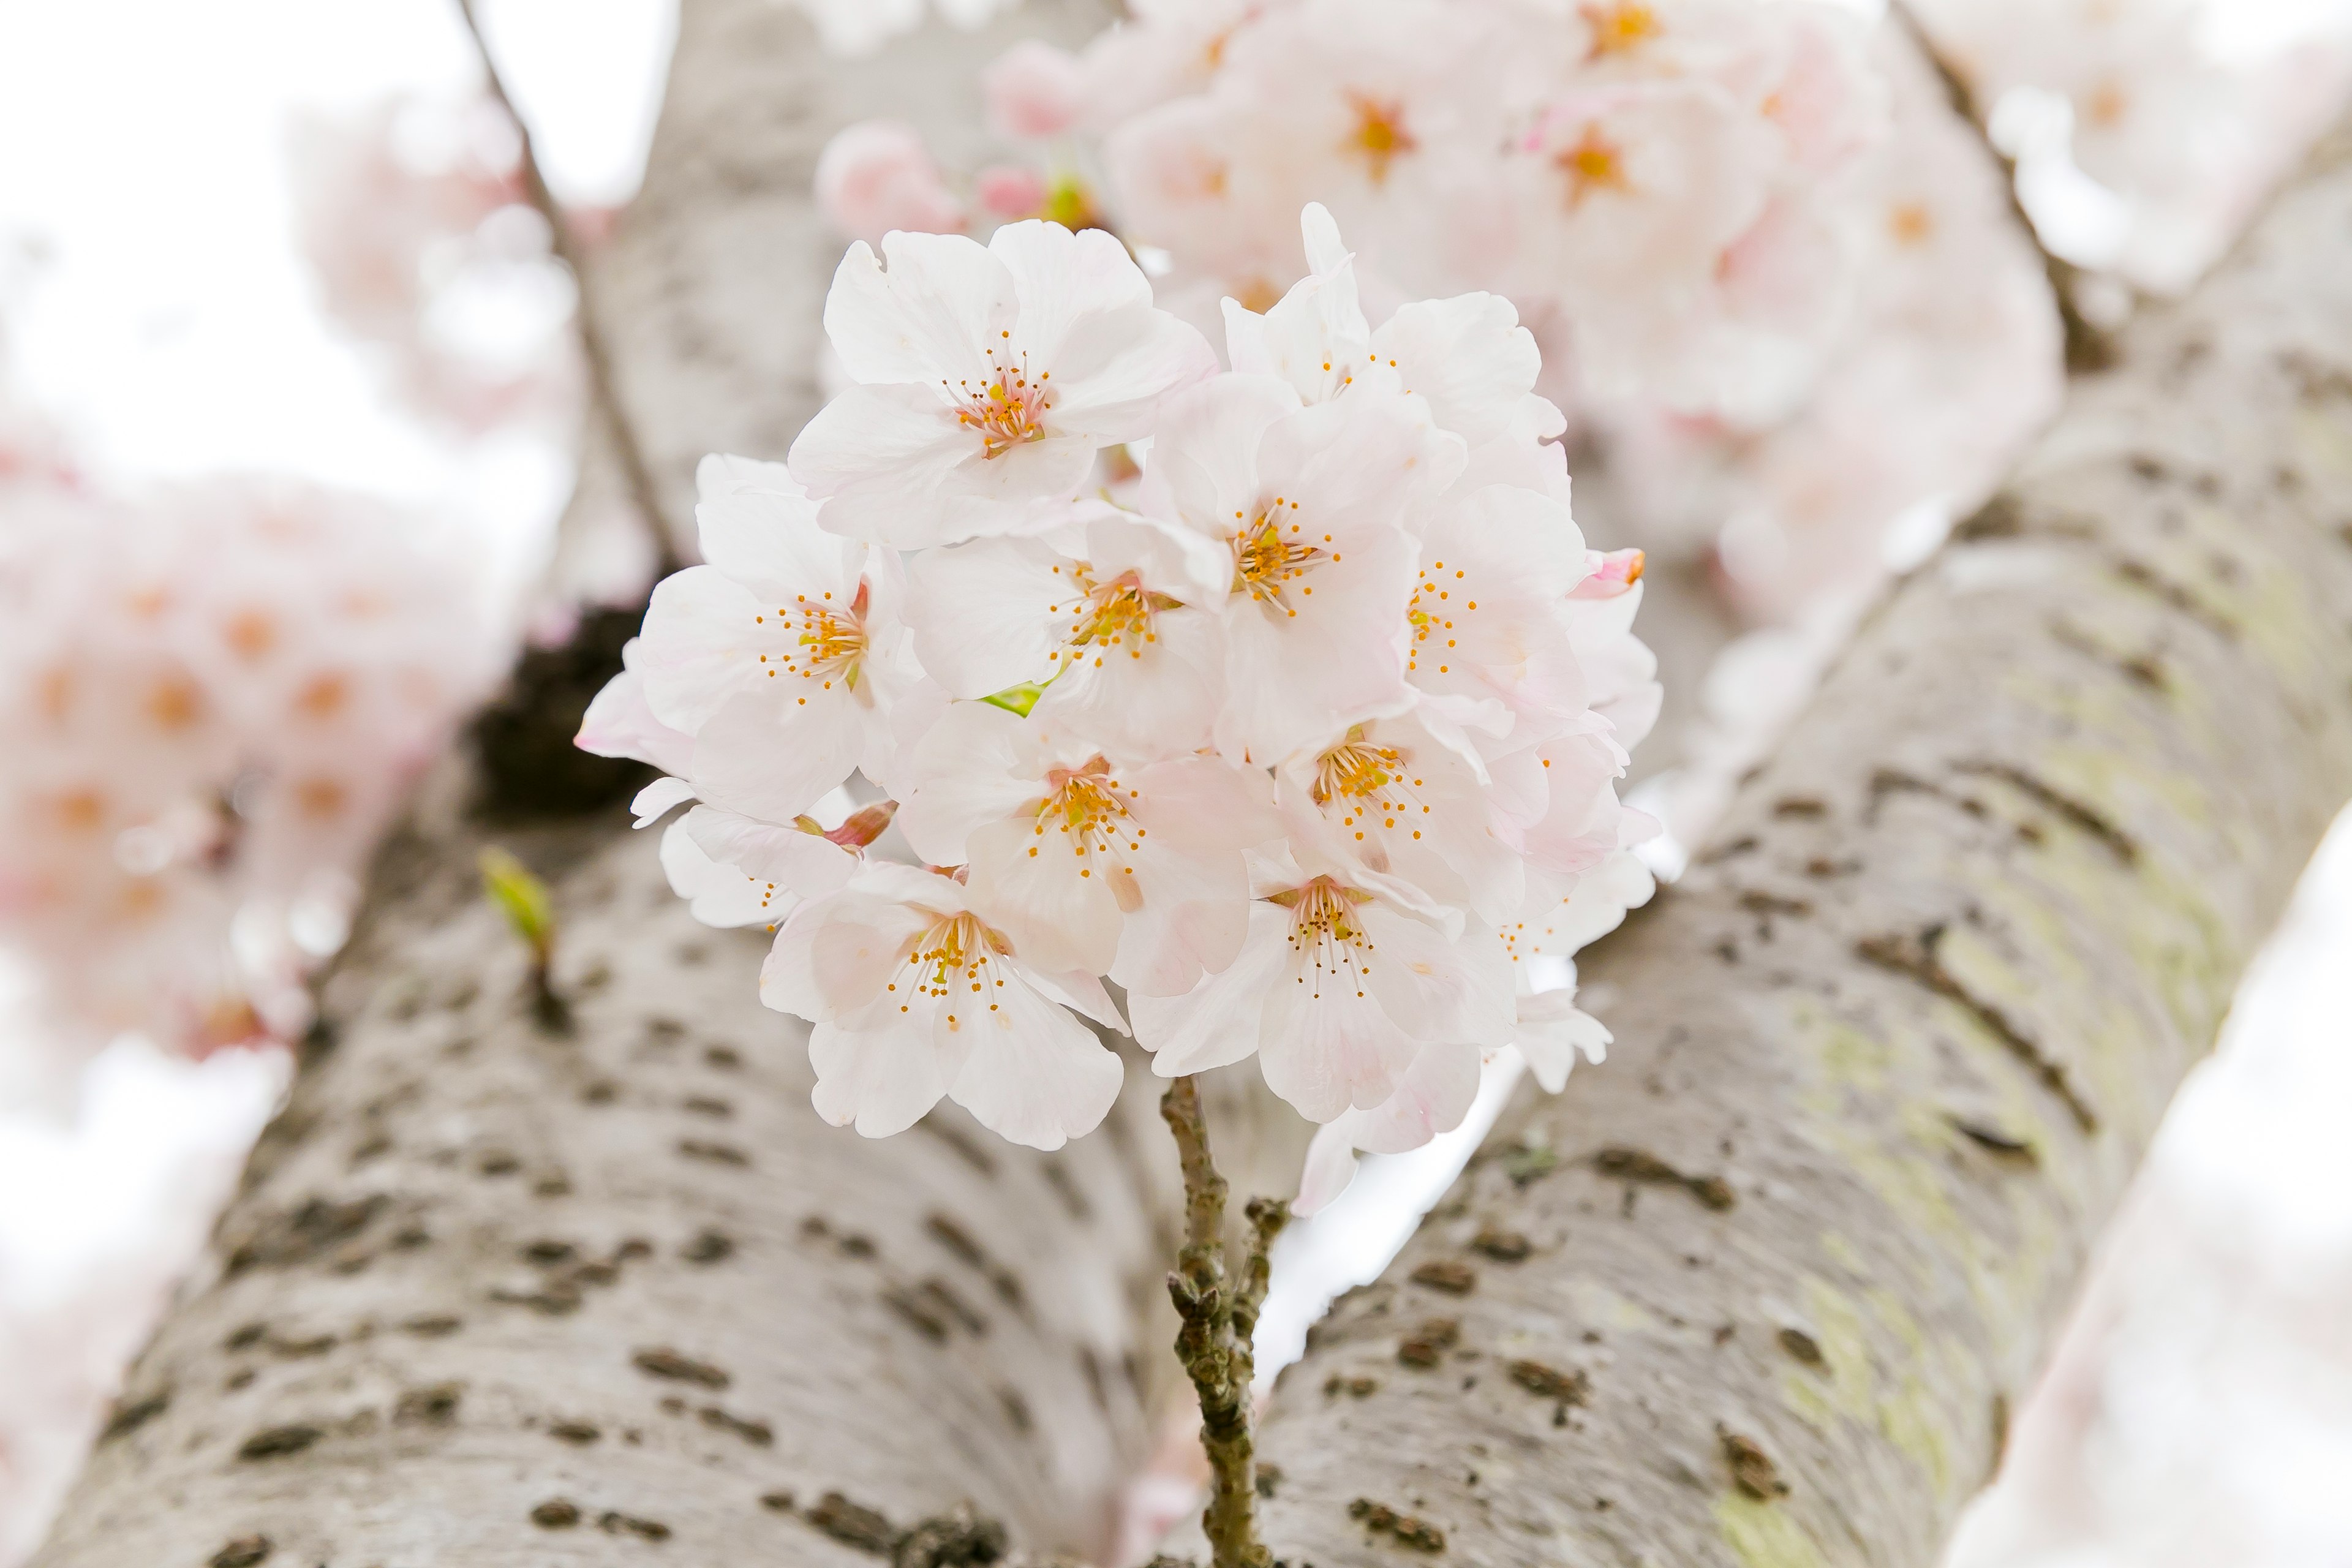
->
[[1570, 548, 1646, 600], [982, 40, 1088, 141], [814, 120, 967, 244], [976, 162, 1052, 220]]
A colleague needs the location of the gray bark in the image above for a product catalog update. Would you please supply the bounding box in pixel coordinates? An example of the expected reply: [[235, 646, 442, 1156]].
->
[[1222, 113, 2352, 1568], [29, 4, 1311, 1566]]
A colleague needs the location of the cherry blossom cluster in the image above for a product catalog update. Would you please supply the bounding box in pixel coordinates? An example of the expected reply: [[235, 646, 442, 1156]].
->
[[1597, 23, 2066, 620], [1910, 0, 2352, 296], [815, 2, 2076, 626], [0, 439, 498, 1063], [290, 94, 582, 440], [831, 0, 1892, 425], [582, 208, 1660, 1205]]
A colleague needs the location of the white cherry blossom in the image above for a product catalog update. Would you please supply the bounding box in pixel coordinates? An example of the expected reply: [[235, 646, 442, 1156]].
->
[[897, 703, 1278, 994], [1130, 852, 1513, 1121], [1300, 845, 1654, 1212], [1139, 374, 1461, 764], [633, 454, 913, 823], [587, 204, 1661, 1169], [1275, 710, 1523, 925], [903, 501, 1230, 759], [789, 222, 1215, 546], [760, 862, 1126, 1149]]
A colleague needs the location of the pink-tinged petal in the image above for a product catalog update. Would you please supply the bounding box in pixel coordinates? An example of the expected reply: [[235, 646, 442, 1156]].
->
[[1110, 882, 1251, 1000], [1360, 905, 1515, 1049], [1294, 1123, 1363, 1216], [983, 41, 1088, 141], [760, 887, 921, 1020], [1215, 525, 1415, 764], [1259, 957, 1420, 1120], [682, 804, 856, 897], [1021, 964, 1130, 1035], [1259, 390, 1463, 531], [1513, 989, 1610, 1094], [1131, 755, 1282, 851], [1035, 601, 1227, 762], [1350, 1044, 1485, 1157], [815, 121, 967, 245], [807, 914, 919, 1019], [635, 567, 786, 732], [1569, 547, 1647, 600], [1370, 293, 1540, 448], [809, 1003, 956, 1139], [1041, 307, 1220, 441], [824, 231, 1011, 388], [907, 536, 1066, 698], [788, 385, 980, 524], [1223, 205, 1371, 405], [1518, 849, 1654, 956], [1129, 902, 1289, 1076], [630, 775, 697, 829], [577, 646, 695, 776], [1085, 510, 1230, 607], [692, 488, 853, 606], [976, 162, 1052, 219], [689, 687, 869, 824], [1139, 375, 1300, 541], [894, 702, 1038, 864], [991, 221, 1154, 364], [965, 812, 1125, 977], [944, 973, 1123, 1150], [1107, 763, 1264, 995], [660, 816, 793, 929]]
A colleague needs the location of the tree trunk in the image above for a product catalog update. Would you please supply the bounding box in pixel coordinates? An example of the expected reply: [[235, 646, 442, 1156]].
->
[[1216, 112, 2352, 1568], [26, 4, 1316, 1566]]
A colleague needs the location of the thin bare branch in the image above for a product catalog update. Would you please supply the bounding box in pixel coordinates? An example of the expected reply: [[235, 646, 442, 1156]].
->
[[454, 0, 685, 578]]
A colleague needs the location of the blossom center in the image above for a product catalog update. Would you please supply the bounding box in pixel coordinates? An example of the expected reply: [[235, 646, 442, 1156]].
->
[[1888, 202, 1935, 246], [1406, 555, 1480, 678], [1270, 875, 1376, 999], [1049, 567, 1183, 668], [951, 344, 1053, 459], [1345, 93, 1417, 186], [1035, 758, 1145, 909], [1313, 731, 1433, 866], [763, 578, 870, 693], [1583, 2, 1660, 56], [1232, 502, 1327, 618], [1555, 124, 1629, 206], [896, 909, 1014, 1030]]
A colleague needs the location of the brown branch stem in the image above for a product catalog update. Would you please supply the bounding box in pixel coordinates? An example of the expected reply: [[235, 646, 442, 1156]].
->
[[453, 0, 686, 579], [1159, 1076, 1285, 1568]]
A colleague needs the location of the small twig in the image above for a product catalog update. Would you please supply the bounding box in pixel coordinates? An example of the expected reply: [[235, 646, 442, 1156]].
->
[[1888, 0, 2117, 373], [1160, 1077, 1276, 1568], [453, 0, 685, 578]]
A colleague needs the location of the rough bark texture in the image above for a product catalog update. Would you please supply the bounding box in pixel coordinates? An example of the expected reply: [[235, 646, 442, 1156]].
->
[[1226, 115, 2352, 1568], [31, 3, 1310, 1564]]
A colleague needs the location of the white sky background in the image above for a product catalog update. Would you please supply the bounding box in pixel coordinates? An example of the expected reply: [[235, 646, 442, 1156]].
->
[[4, 1, 2352, 1562]]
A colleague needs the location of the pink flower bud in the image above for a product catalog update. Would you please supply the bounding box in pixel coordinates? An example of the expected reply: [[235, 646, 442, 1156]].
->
[[982, 40, 1088, 141], [1570, 548, 1646, 599], [976, 162, 1052, 219], [814, 120, 967, 244]]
